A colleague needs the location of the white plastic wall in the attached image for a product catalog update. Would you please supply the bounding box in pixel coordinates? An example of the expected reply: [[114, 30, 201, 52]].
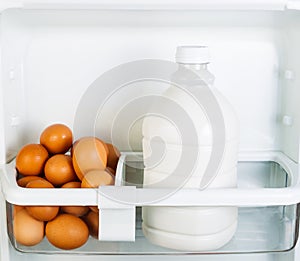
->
[[0, 8, 299, 163], [280, 10, 300, 162]]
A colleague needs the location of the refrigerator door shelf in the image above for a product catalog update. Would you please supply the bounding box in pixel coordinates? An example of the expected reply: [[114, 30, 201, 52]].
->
[[2, 151, 298, 254], [0, 151, 297, 207]]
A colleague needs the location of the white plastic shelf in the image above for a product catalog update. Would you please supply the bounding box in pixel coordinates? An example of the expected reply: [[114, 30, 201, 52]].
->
[[1, 0, 299, 11], [0, 151, 298, 206], [1, 150, 299, 252]]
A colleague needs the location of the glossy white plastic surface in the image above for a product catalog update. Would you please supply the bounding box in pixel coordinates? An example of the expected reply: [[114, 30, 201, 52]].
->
[[0, 0, 292, 12], [98, 187, 136, 241], [0, 9, 299, 163], [0, 4, 300, 261], [0, 151, 298, 206], [0, 151, 298, 259]]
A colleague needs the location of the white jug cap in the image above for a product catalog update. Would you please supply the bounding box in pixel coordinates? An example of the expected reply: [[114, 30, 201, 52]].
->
[[175, 46, 210, 64]]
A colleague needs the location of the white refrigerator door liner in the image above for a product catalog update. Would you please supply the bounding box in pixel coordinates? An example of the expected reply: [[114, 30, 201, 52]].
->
[[0, 3, 300, 261]]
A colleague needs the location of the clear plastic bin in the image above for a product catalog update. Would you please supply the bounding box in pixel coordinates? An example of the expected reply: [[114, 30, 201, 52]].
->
[[2, 151, 299, 254]]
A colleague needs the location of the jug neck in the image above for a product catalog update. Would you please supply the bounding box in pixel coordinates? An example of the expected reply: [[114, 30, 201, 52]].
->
[[179, 63, 208, 71], [178, 62, 215, 86]]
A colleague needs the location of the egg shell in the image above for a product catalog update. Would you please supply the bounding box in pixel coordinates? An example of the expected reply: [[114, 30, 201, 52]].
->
[[61, 181, 81, 188], [81, 169, 115, 188], [16, 144, 49, 176], [72, 137, 108, 180], [13, 209, 44, 246], [105, 167, 116, 176], [61, 181, 89, 216], [70, 140, 79, 157], [40, 123, 73, 154], [12, 205, 24, 219], [61, 206, 89, 217], [25, 206, 59, 221], [84, 211, 99, 239], [102, 141, 109, 157], [46, 214, 89, 250], [106, 143, 120, 170], [45, 154, 77, 186], [89, 206, 99, 213], [25, 179, 59, 221], [26, 178, 54, 188], [17, 176, 45, 187]]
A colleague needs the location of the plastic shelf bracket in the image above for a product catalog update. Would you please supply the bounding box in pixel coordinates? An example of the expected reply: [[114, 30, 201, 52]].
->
[[98, 186, 136, 241]]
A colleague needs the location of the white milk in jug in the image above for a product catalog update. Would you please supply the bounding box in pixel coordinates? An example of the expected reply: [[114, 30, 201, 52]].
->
[[142, 46, 239, 251]]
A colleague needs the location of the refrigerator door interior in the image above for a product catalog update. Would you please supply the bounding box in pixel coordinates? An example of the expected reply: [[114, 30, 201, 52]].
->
[[0, 1, 300, 260]]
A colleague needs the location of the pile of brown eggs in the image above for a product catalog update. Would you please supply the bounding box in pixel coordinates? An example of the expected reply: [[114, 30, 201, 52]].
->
[[13, 123, 120, 250]]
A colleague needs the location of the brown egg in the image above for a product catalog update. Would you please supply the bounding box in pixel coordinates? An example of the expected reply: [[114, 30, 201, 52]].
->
[[61, 181, 81, 188], [105, 167, 116, 176], [89, 206, 99, 213], [102, 141, 109, 157], [46, 214, 89, 250], [61, 206, 89, 217], [81, 170, 115, 188], [70, 140, 79, 157], [13, 209, 44, 246], [61, 181, 89, 217], [61, 206, 88, 217], [72, 137, 108, 180], [13, 205, 24, 219], [82, 169, 115, 213], [26, 205, 59, 222], [84, 211, 99, 238], [25, 179, 59, 221], [26, 178, 54, 188], [45, 154, 77, 186], [16, 144, 49, 176], [84, 138, 109, 157], [17, 176, 45, 187], [106, 143, 120, 170], [40, 123, 73, 154]]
